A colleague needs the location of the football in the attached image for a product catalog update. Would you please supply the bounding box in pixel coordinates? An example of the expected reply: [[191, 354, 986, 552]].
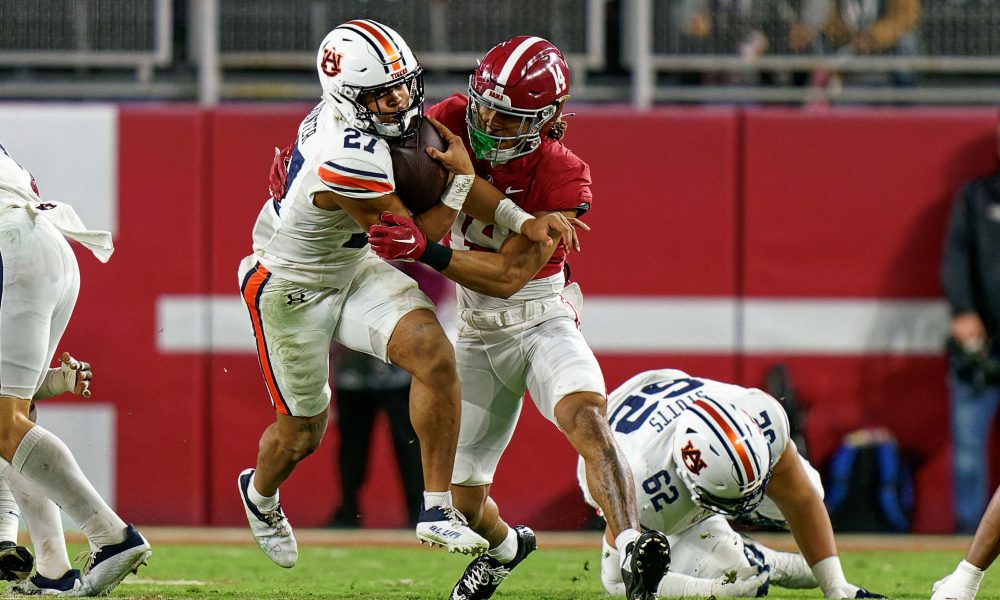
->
[[390, 119, 451, 215]]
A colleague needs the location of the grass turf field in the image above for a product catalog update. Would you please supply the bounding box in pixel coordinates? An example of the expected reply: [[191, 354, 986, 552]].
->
[[26, 531, 991, 600]]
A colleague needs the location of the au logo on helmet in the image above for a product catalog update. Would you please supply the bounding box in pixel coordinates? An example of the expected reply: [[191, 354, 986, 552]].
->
[[681, 441, 708, 475], [320, 47, 343, 77]]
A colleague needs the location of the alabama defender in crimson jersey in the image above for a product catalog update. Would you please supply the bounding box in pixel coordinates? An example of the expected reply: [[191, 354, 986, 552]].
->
[[368, 36, 669, 600]]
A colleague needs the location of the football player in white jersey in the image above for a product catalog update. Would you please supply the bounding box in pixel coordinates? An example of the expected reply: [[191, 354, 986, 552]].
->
[[931, 486, 1000, 600], [0, 142, 151, 596], [579, 369, 884, 598], [236, 20, 576, 566]]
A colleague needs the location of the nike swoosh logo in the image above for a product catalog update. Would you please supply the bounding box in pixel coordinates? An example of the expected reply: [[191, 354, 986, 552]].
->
[[505, 186, 523, 194], [398, 236, 416, 244]]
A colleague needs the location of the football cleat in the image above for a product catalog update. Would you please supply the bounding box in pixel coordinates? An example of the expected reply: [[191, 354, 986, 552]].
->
[[238, 468, 298, 568], [415, 504, 489, 555], [11, 568, 83, 596], [621, 530, 671, 600], [0, 540, 34, 582], [450, 525, 537, 600], [69, 524, 150, 597]]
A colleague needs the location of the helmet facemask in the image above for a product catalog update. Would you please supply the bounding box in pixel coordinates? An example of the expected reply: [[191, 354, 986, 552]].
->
[[339, 67, 425, 140], [677, 465, 772, 516], [466, 78, 559, 164]]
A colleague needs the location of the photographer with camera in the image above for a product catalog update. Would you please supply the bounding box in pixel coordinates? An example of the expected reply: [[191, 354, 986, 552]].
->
[[941, 123, 1000, 535]]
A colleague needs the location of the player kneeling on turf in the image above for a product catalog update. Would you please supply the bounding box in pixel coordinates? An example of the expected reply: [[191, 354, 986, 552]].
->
[[579, 369, 884, 598]]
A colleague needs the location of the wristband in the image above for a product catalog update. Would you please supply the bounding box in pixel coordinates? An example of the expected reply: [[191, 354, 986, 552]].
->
[[812, 556, 848, 595], [494, 198, 532, 233], [419, 241, 453, 272], [441, 173, 475, 211]]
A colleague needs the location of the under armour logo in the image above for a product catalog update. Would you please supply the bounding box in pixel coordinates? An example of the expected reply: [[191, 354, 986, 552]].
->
[[681, 441, 708, 475], [286, 292, 306, 305], [35, 202, 56, 210]]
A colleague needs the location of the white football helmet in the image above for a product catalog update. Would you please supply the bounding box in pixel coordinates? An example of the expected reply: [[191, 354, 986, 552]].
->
[[316, 20, 424, 139], [671, 396, 773, 516]]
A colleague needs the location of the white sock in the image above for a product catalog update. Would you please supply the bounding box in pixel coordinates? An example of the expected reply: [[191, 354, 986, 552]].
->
[[247, 473, 278, 511], [423, 490, 452, 509], [8, 471, 71, 579], [8, 425, 126, 548], [616, 528, 641, 569], [0, 476, 21, 544], [487, 526, 518, 564]]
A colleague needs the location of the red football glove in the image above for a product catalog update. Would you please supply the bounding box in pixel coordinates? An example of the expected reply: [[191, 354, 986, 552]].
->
[[368, 211, 427, 261], [268, 144, 293, 200]]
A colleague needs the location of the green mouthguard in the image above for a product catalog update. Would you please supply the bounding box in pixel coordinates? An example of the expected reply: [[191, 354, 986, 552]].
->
[[470, 128, 496, 160]]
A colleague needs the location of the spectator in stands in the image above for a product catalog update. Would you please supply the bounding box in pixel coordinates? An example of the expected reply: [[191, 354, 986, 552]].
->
[[940, 121, 1000, 534], [677, 1, 833, 85], [822, 0, 921, 85], [329, 264, 448, 528]]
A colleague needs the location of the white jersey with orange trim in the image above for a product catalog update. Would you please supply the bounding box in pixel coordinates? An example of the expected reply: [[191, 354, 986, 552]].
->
[[578, 369, 790, 535], [251, 102, 396, 289]]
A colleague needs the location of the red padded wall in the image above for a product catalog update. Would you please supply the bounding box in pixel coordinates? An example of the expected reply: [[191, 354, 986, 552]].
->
[[59, 107, 209, 524], [741, 108, 1000, 532]]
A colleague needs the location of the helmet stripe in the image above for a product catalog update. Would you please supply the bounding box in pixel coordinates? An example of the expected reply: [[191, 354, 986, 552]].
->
[[365, 20, 409, 68], [347, 20, 402, 72], [692, 399, 757, 485], [702, 397, 765, 480], [687, 405, 746, 487], [495, 36, 546, 87]]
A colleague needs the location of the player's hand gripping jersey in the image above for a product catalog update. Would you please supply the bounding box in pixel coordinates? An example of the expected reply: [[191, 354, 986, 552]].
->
[[428, 95, 592, 310], [579, 369, 790, 535], [251, 102, 396, 288]]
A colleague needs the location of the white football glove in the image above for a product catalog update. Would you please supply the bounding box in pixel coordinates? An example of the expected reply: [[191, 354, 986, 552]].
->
[[35, 352, 92, 399], [931, 561, 984, 600]]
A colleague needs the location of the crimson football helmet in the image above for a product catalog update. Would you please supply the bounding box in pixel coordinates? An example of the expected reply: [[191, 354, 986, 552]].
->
[[316, 20, 424, 139], [467, 36, 571, 163], [671, 397, 774, 516]]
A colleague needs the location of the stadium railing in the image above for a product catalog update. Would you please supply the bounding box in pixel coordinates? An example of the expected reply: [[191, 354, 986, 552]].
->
[[1, 0, 999, 105]]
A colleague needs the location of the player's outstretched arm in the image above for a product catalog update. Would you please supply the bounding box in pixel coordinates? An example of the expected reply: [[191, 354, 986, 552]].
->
[[34, 352, 92, 399], [460, 178, 587, 253], [768, 442, 883, 599], [369, 211, 564, 299]]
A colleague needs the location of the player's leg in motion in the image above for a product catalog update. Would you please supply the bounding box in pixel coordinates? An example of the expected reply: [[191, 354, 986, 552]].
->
[[386, 308, 487, 554], [0, 215, 149, 596], [9, 469, 84, 594], [450, 486, 536, 600], [932, 484, 1000, 600], [555, 391, 670, 600], [0, 476, 33, 583]]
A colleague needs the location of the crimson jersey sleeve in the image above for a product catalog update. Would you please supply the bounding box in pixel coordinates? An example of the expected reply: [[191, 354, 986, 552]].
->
[[531, 144, 592, 217]]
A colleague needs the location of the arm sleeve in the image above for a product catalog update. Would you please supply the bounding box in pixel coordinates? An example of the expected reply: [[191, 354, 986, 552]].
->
[[941, 183, 977, 316]]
